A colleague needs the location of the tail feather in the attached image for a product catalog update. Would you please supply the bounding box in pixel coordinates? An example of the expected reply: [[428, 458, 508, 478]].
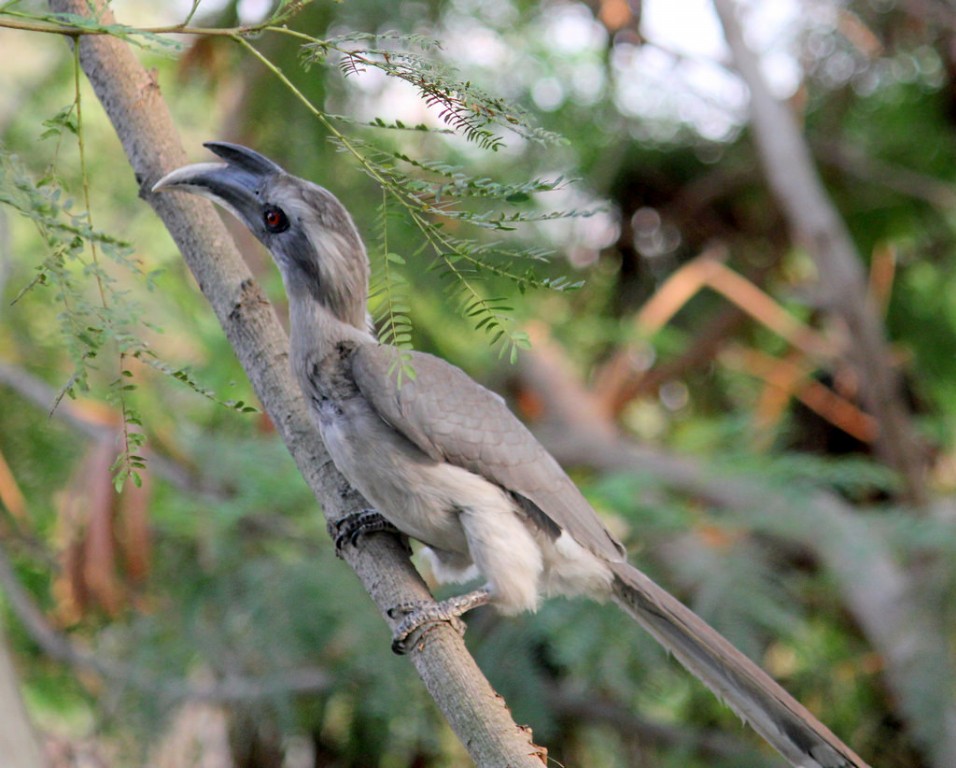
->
[[610, 561, 869, 768]]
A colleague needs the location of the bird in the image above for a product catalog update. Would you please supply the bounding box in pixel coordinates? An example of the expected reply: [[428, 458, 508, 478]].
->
[[154, 142, 870, 768]]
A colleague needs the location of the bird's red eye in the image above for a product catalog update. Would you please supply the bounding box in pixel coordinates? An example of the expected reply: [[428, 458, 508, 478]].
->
[[263, 206, 289, 233]]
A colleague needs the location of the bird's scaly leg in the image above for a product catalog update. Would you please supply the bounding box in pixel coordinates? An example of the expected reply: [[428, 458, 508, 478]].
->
[[389, 587, 492, 654]]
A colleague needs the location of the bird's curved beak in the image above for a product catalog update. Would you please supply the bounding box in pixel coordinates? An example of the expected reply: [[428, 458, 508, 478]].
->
[[152, 142, 285, 224]]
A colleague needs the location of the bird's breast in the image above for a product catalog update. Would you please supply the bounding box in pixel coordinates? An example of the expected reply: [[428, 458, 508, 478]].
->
[[316, 394, 525, 560]]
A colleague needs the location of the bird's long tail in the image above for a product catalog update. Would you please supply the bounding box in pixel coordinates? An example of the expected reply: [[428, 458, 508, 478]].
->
[[609, 561, 869, 768]]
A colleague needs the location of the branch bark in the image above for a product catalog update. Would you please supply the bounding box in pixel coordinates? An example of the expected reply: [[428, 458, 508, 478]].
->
[[45, 2, 545, 765], [712, 0, 927, 505]]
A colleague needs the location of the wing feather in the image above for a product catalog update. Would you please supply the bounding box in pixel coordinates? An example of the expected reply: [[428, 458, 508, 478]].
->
[[351, 344, 625, 562]]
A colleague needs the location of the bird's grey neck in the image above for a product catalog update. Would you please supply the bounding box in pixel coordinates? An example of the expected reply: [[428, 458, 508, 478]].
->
[[287, 275, 373, 346]]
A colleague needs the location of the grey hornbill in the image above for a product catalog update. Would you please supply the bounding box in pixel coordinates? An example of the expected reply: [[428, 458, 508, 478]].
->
[[154, 142, 869, 768]]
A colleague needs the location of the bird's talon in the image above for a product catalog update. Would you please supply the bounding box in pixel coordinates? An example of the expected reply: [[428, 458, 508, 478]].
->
[[390, 614, 453, 655], [331, 510, 398, 556], [389, 592, 487, 654], [391, 632, 412, 655]]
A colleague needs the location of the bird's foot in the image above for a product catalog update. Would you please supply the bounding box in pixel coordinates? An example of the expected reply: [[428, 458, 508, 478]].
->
[[388, 588, 492, 654], [331, 509, 402, 555]]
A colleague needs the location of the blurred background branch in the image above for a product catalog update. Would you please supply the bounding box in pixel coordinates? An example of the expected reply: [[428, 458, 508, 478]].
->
[[714, 0, 927, 504]]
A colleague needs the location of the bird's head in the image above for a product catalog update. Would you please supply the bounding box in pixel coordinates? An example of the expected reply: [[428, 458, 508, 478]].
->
[[154, 142, 369, 330]]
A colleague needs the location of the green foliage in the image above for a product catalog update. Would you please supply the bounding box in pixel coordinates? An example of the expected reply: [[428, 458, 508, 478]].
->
[[369, 195, 417, 382], [224, 17, 590, 359], [337, 135, 588, 360], [303, 30, 565, 151], [0, 141, 259, 486], [1, 146, 145, 478]]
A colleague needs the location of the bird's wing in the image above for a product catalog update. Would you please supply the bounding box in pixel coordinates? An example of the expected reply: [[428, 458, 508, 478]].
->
[[351, 344, 625, 562]]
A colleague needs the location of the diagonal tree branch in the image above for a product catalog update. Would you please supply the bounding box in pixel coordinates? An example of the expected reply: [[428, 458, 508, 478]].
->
[[43, 1, 545, 764], [712, 0, 927, 505]]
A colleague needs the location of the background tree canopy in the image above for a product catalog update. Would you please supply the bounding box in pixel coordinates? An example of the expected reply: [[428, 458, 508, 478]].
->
[[1, 0, 955, 766]]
